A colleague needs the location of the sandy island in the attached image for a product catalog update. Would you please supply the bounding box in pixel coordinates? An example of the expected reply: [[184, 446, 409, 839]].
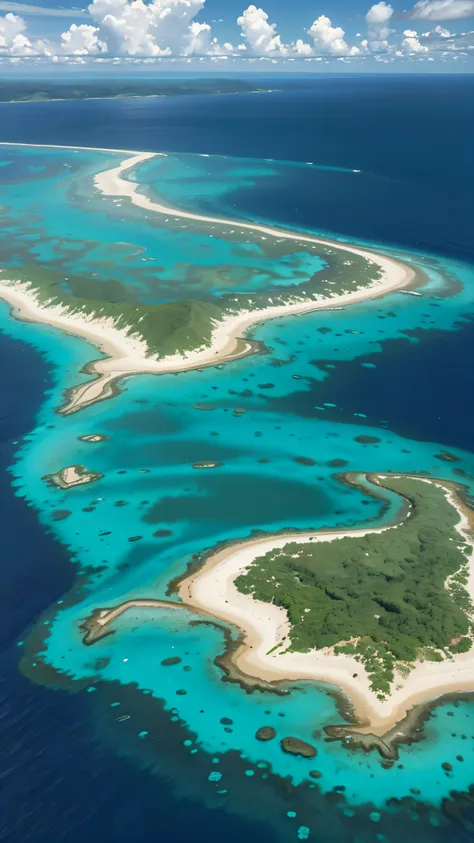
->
[[176, 475, 474, 736], [0, 143, 416, 414], [78, 474, 474, 735], [43, 463, 103, 489]]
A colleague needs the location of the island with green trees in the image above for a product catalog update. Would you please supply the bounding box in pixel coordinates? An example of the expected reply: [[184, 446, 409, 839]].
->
[[235, 476, 473, 700], [0, 146, 415, 415]]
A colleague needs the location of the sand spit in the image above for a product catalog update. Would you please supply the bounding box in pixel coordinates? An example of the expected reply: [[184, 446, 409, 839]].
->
[[81, 600, 185, 644], [0, 143, 416, 414], [79, 474, 474, 735], [94, 150, 412, 279]]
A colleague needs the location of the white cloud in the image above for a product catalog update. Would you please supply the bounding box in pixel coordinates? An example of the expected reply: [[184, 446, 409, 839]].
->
[[88, 0, 210, 56], [422, 23, 452, 34], [365, 2, 393, 52], [294, 37, 312, 55], [184, 20, 231, 54], [0, 2, 88, 17], [366, 2, 393, 26], [235, 6, 362, 58], [418, 23, 474, 51], [308, 14, 359, 55], [0, 13, 54, 54], [185, 21, 211, 53], [8, 0, 225, 58], [61, 22, 106, 54], [237, 5, 288, 55], [2, 0, 472, 63], [401, 27, 429, 50], [410, 0, 474, 20], [0, 11, 34, 52]]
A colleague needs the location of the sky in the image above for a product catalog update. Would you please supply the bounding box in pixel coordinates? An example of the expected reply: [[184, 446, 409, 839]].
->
[[0, 0, 473, 71]]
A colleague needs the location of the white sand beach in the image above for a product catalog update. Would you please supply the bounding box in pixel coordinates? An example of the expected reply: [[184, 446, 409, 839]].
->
[[0, 141, 157, 156], [94, 150, 416, 290], [0, 144, 416, 413], [178, 477, 474, 735]]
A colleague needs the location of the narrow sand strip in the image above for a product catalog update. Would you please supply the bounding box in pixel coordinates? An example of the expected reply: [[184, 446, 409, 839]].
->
[[178, 476, 474, 735], [0, 144, 416, 413], [0, 141, 161, 156], [94, 150, 413, 284]]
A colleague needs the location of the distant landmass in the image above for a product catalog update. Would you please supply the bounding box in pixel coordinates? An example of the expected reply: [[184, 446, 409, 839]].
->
[[0, 77, 275, 103]]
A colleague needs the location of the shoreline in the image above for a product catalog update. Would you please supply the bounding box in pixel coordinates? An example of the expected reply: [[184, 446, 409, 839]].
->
[[93, 150, 416, 280], [78, 474, 474, 737], [0, 142, 416, 414], [0, 89, 275, 107], [176, 474, 474, 736], [0, 141, 159, 155], [81, 599, 186, 645], [0, 279, 259, 414]]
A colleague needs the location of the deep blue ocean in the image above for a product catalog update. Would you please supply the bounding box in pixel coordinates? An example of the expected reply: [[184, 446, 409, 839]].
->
[[1, 74, 474, 843], [1, 74, 473, 260], [0, 342, 275, 836]]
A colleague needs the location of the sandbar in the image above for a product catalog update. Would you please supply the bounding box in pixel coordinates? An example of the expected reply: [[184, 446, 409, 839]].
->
[[0, 143, 416, 414]]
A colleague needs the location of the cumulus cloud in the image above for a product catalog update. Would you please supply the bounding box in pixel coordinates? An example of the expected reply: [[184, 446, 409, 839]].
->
[[401, 27, 429, 50], [294, 37, 312, 55], [365, 2, 393, 52], [237, 5, 288, 55], [419, 23, 474, 52], [184, 20, 232, 54], [410, 0, 474, 20], [424, 23, 452, 34], [60, 22, 106, 54], [87, 0, 212, 56], [185, 21, 212, 54], [308, 15, 359, 55], [35, 0, 230, 58], [2, 0, 471, 63], [0, 11, 35, 53]]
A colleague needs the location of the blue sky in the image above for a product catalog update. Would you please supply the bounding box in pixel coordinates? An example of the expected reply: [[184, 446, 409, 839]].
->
[[0, 0, 473, 70]]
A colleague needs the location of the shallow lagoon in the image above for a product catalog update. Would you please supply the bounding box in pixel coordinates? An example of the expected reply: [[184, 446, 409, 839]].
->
[[2, 143, 474, 840]]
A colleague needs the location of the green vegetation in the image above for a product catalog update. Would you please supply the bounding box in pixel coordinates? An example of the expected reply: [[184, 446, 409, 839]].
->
[[418, 647, 444, 662], [0, 78, 273, 103], [10, 231, 383, 359], [225, 244, 382, 311], [13, 266, 223, 359], [235, 477, 473, 698], [449, 637, 473, 654], [1, 143, 388, 363]]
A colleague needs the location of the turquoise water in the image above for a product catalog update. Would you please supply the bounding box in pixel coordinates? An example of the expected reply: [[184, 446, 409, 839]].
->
[[2, 144, 474, 838], [0, 146, 329, 304]]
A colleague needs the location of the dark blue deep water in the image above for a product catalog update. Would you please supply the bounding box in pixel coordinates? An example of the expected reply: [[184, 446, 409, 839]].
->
[[1, 75, 474, 843], [0, 334, 274, 841], [0, 74, 473, 260], [267, 317, 474, 454]]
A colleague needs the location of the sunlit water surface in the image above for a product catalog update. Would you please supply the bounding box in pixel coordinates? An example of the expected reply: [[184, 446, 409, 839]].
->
[[1, 137, 474, 843]]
